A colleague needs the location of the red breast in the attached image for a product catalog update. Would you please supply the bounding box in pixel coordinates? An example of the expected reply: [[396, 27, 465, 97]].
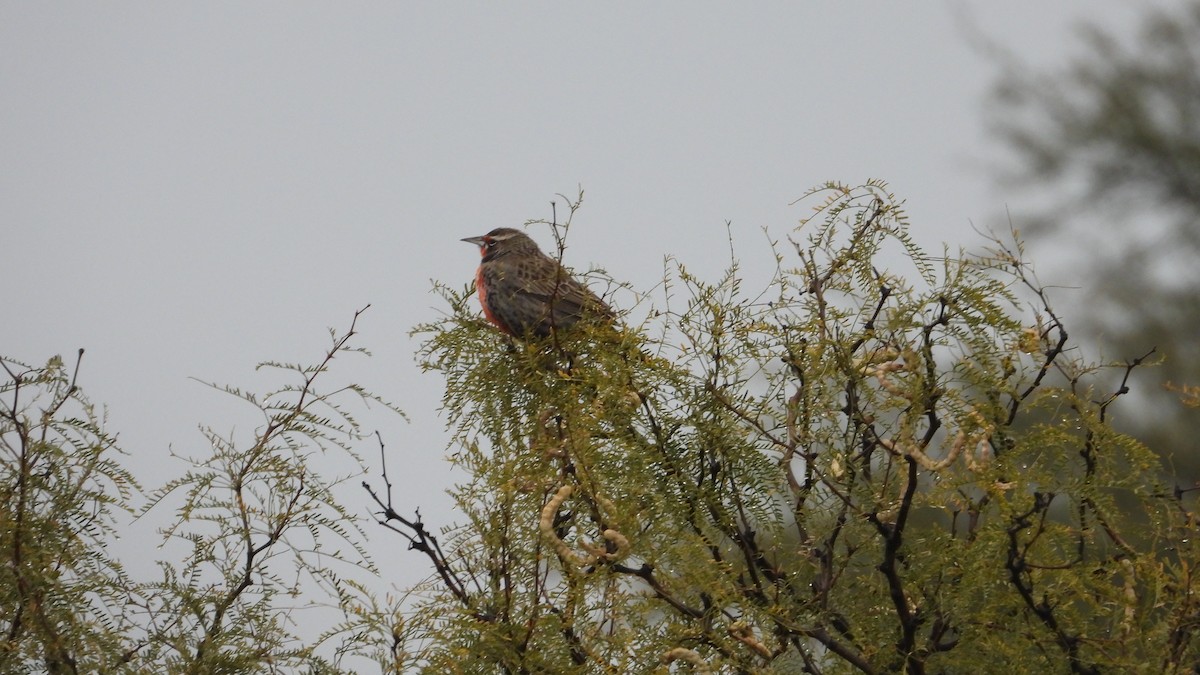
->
[[474, 262, 515, 335]]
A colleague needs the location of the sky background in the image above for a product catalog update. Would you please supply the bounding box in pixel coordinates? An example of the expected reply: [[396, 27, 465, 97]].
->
[[0, 0, 1166, 651]]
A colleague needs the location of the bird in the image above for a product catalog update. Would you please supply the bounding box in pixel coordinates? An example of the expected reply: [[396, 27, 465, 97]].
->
[[461, 227, 615, 338]]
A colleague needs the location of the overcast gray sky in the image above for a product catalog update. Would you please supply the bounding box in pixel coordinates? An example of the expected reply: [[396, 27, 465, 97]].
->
[[0, 0, 1161, 638]]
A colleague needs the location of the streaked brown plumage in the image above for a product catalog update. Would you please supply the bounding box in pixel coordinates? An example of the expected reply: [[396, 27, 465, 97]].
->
[[461, 227, 614, 338]]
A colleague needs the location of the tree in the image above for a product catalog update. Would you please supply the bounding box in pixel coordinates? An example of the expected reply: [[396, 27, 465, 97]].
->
[[5, 183, 1199, 673], [2, 308, 403, 673], [371, 182, 1197, 673], [985, 0, 1200, 479], [0, 352, 138, 673]]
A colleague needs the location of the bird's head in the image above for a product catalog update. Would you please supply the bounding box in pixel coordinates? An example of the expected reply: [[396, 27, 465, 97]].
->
[[461, 227, 540, 261]]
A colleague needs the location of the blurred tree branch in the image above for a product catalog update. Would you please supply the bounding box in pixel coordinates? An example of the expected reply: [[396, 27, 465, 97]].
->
[[985, 0, 1200, 480]]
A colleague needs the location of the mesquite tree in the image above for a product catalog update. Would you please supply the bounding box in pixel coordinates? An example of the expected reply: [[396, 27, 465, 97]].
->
[[376, 182, 1194, 673], [1, 309, 398, 673]]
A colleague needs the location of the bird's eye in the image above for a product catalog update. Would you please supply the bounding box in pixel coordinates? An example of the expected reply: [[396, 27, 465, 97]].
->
[[485, 239, 497, 249]]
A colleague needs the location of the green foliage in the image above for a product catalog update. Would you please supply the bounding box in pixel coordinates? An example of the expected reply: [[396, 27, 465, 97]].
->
[[136, 306, 401, 673], [1, 352, 139, 673], [392, 182, 1198, 673], [2, 308, 404, 673]]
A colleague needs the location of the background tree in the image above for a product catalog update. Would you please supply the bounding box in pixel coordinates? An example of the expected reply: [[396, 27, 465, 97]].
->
[[985, 0, 1200, 479], [1, 352, 138, 673], [373, 183, 1197, 673], [2, 309, 402, 673]]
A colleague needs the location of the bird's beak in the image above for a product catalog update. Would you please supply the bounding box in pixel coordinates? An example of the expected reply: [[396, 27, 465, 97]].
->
[[461, 236, 485, 246]]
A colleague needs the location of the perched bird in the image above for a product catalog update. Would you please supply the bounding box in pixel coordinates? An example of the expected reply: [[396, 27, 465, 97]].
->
[[462, 227, 615, 338]]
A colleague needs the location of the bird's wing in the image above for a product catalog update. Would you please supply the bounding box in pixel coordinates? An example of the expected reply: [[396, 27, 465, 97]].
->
[[525, 272, 613, 320]]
